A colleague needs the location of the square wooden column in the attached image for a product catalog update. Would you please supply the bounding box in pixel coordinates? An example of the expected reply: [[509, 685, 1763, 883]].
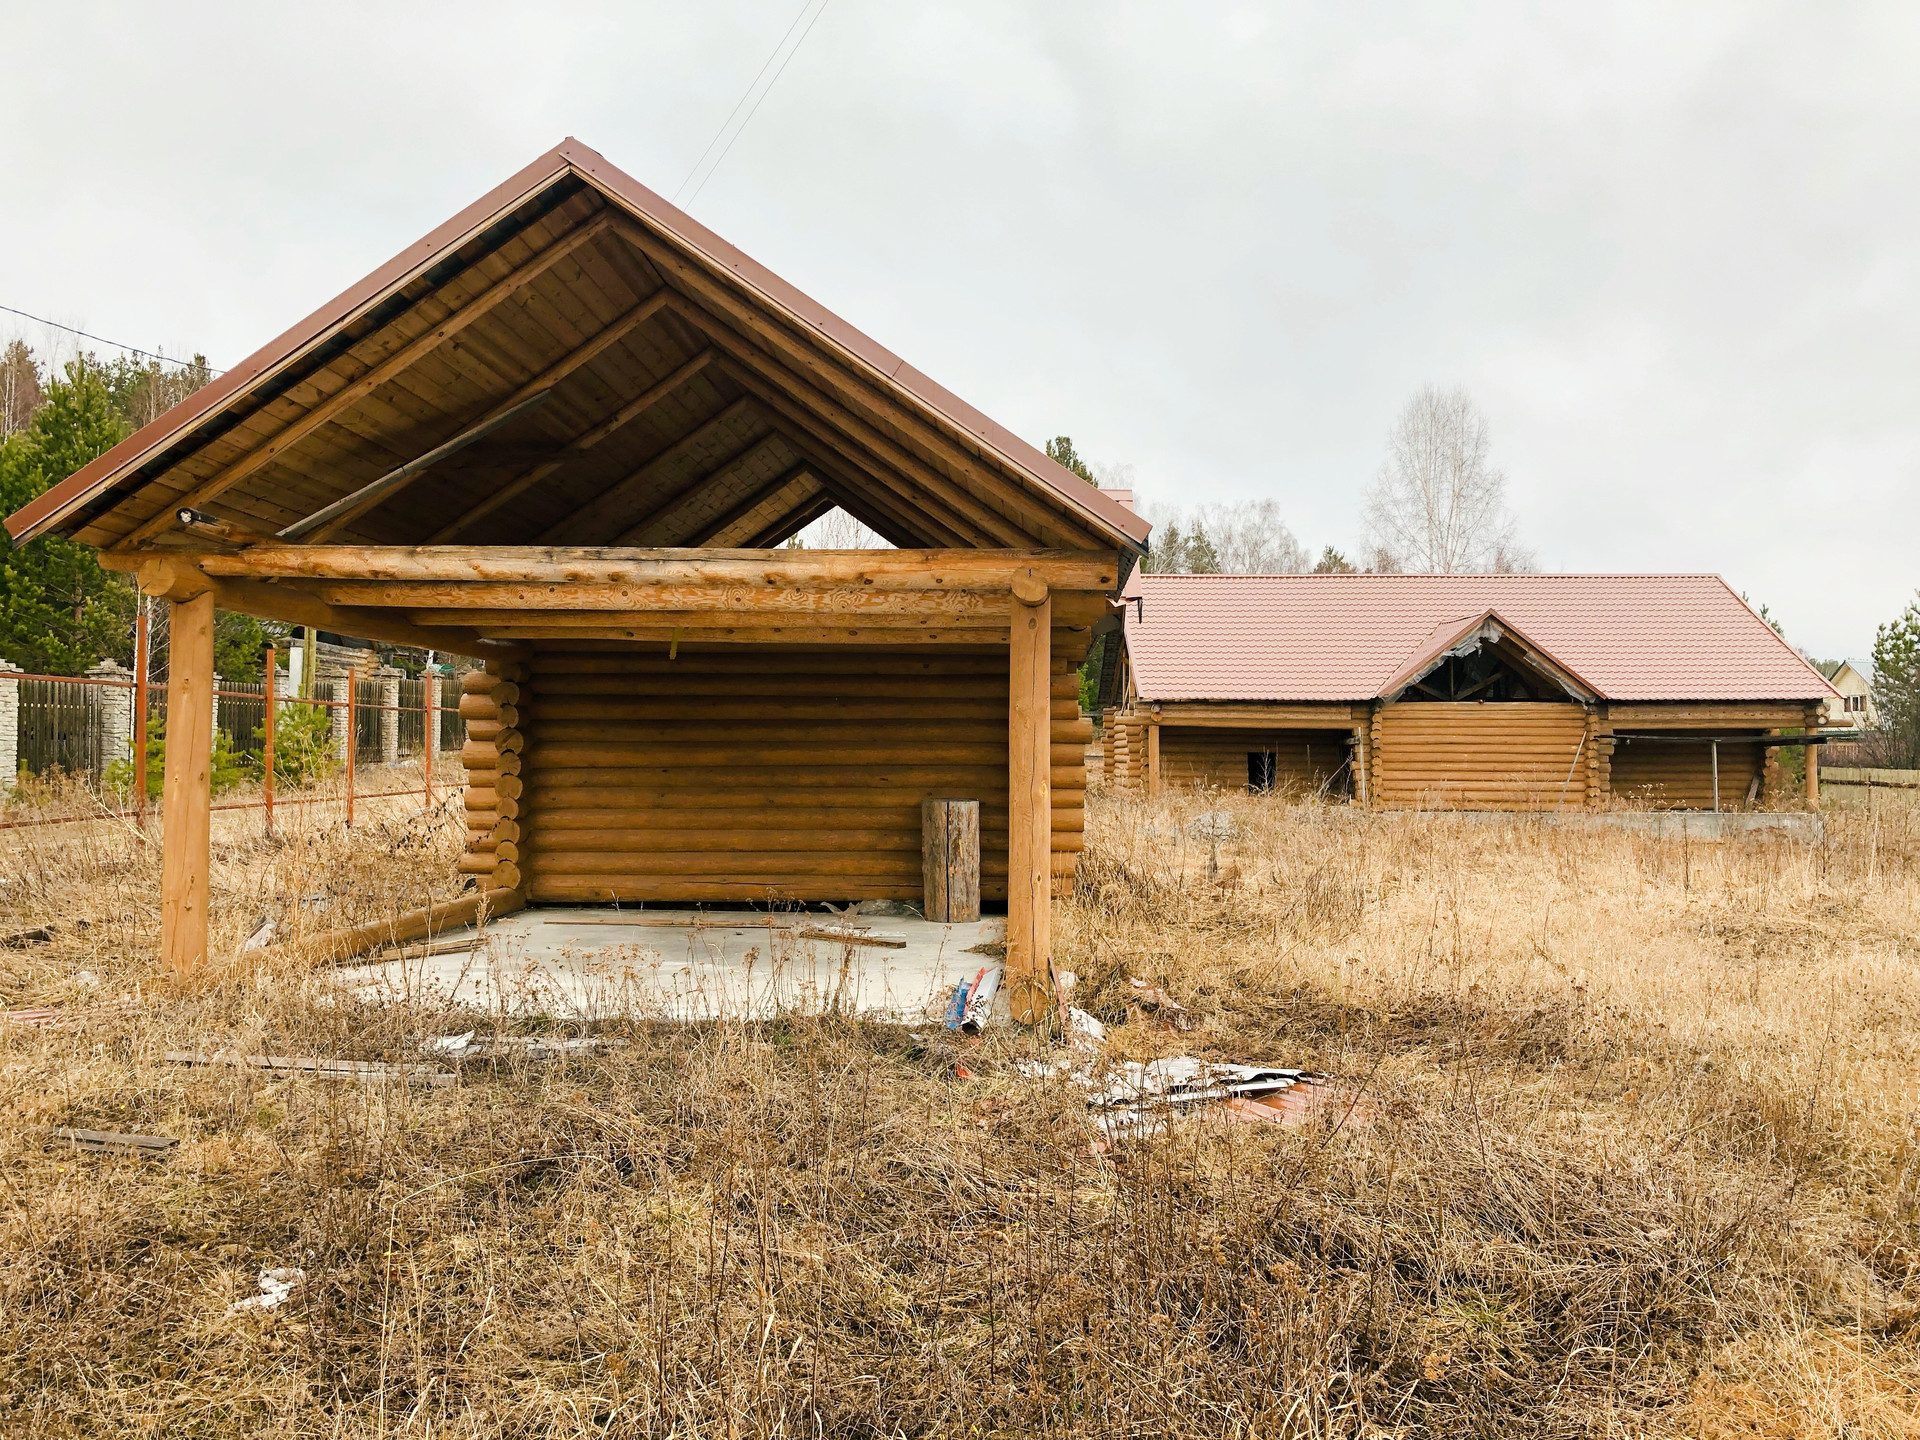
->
[[1006, 574, 1052, 1023], [162, 590, 216, 975]]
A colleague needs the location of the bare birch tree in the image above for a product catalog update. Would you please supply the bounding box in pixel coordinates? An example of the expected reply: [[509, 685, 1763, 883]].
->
[[1362, 385, 1533, 572]]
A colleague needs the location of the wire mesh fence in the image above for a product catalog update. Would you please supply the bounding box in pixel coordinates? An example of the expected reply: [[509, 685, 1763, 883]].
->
[[2, 665, 465, 831]]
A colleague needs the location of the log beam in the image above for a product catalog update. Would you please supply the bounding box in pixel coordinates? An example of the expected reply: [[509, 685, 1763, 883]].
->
[[191, 545, 1121, 590], [136, 556, 499, 657]]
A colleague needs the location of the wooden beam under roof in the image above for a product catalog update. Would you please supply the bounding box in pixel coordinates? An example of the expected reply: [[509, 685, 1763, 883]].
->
[[309, 285, 675, 541], [115, 214, 618, 552], [612, 434, 791, 546], [686, 463, 817, 546], [691, 322, 1031, 548], [619, 223, 1099, 550], [535, 397, 760, 544], [188, 545, 1122, 589], [314, 582, 1019, 616], [427, 349, 716, 543]]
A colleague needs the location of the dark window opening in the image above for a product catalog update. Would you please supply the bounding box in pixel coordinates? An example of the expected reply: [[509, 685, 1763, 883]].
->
[[1402, 649, 1542, 702], [1248, 751, 1277, 792]]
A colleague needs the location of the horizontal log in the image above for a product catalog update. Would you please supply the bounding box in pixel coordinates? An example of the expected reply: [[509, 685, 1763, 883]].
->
[[303, 887, 524, 962], [462, 670, 500, 696], [485, 660, 531, 684], [494, 774, 524, 800], [1052, 720, 1094, 744], [530, 853, 1007, 878], [529, 650, 1009, 675], [493, 728, 525, 754], [530, 743, 1012, 767], [493, 841, 521, 864], [527, 787, 1007, 810], [488, 626, 1018, 646], [465, 719, 504, 744], [1050, 852, 1079, 877], [197, 546, 1121, 591], [324, 582, 1025, 618], [525, 765, 1012, 788], [465, 811, 498, 832], [432, 607, 1037, 632], [137, 558, 499, 658], [456, 853, 497, 875], [529, 879, 953, 904], [534, 829, 930, 853], [1154, 704, 1360, 727], [530, 678, 1009, 702], [461, 742, 522, 773], [531, 697, 1011, 723]]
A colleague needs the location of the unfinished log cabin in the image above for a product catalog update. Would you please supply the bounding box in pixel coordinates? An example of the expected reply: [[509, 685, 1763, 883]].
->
[[4, 139, 1148, 1019], [1095, 573, 1837, 811]]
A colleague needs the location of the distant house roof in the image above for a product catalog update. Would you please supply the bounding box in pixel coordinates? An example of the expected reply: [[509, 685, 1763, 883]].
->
[[1121, 573, 1836, 704]]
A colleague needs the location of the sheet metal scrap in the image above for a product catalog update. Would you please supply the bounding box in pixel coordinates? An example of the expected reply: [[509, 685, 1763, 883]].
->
[[52, 1126, 178, 1158], [1086, 1059, 1321, 1139]]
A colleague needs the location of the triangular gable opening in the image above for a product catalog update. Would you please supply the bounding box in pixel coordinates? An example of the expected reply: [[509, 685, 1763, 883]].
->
[[1382, 611, 1597, 704]]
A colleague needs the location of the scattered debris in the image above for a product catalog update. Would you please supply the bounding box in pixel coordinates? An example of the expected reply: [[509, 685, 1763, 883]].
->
[[1125, 976, 1192, 1031], [1085, 1060, 1327, 1140], [1065, 1007, 1107, 1047], [376, 935, 483, 963], [166, 1049, 456, 1087], [0, 925, 55, 948], [852, 899, 923, 919], [797, 926, 908, 949], [226, 1267, 305, 1315], [240, 916, 279, 953], [1187, 811, 1238, 841], [5, 1007, 62, 1028], [51, 1126, 178, 1158], [945, 965, 1002, 1031], [6, 998, 140, 1031], [424, 1032, 615, 1061]]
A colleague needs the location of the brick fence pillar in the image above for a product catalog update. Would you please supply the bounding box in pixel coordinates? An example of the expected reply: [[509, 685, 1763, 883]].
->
[[87, 659, 134, 778], [0, 659, 19, 790], [378, 666, 401, 763], [330, 677, 351, 764]]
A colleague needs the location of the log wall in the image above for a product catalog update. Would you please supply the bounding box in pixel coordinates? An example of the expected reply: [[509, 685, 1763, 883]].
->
[[1156, 726, 1352, 795], [1610, 735, 1765, 810], [1370, 701, 1590, 811], [460, 642, 1087, 906]]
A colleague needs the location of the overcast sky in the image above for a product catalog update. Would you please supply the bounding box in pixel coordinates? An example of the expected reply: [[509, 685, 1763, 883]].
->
[[5, 2, 1915, 657]]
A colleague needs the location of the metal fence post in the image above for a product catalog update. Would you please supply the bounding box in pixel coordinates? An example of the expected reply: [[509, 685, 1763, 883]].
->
[[0, 659, 18, 795]]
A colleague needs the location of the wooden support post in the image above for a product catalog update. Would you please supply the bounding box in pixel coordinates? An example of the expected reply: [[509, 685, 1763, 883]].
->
[[1147, 719, 1162, 798], [262, 644, 276, 836], [162, 590, 215, 977], [132, 605, 149, 821], [920, 798, 981, 923], [1806, 738, 1820, 809], [1007, 574, 1052, 1024], [345, 666, 357, 827]]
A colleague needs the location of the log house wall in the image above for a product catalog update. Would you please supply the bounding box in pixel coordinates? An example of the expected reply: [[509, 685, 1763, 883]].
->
[[1369, 702, 1591, 811], [1154, 726, 1352, 795], [461, 641, 1087, 907]]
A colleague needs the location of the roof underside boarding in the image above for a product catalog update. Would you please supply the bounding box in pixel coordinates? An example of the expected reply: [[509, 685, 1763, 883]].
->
[[10, 139, 1147, 559], [1122, 573, 1836, 704]]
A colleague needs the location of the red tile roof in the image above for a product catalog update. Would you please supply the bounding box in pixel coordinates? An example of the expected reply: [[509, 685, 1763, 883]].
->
[[1121, 573, 1835, 703]]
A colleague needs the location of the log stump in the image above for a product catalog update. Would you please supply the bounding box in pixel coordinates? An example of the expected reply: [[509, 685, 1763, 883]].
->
[[921, 798, 981, 924]]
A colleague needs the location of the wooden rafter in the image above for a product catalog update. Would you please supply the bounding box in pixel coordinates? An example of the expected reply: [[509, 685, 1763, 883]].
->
[[743, 488, 839, 548], [613, 434, 791, 546], [617, 221, 1099, 549], [310, 286, 674, 541], [687, 463, 817, 546], [427, 350, 716, 543], [115, 214, 617, 551], [535, 398, 759, 544]]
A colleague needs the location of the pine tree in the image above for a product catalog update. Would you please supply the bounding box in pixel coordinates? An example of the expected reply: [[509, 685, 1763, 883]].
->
[[0, 358, 138, 673]]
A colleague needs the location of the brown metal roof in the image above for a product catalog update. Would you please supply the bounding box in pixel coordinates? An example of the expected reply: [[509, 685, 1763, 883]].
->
[[10, 139, 1148, 555], [1122, 572, 1837, 703]]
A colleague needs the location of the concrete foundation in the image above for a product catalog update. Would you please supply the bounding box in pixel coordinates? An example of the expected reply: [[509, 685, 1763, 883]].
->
[[338, 906, 1004, 1023]]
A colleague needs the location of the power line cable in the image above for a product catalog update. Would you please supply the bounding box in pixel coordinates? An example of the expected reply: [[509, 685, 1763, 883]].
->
[[0, 304, 223, 374], [675, 0, 833, 207]]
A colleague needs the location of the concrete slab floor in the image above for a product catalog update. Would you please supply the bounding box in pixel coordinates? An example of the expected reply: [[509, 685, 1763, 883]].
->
[[336, 907, 1007, 1023]]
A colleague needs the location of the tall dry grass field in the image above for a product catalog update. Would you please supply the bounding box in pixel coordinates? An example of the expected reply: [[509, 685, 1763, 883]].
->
[[1, 779, 1917, 1437]]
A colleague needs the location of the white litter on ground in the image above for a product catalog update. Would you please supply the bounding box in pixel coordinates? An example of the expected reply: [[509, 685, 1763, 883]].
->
[[227, 1267, 305, 1314]]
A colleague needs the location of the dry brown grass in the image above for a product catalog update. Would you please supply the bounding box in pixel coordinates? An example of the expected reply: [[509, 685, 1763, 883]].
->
[[1, 781, 1918, 1437]]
